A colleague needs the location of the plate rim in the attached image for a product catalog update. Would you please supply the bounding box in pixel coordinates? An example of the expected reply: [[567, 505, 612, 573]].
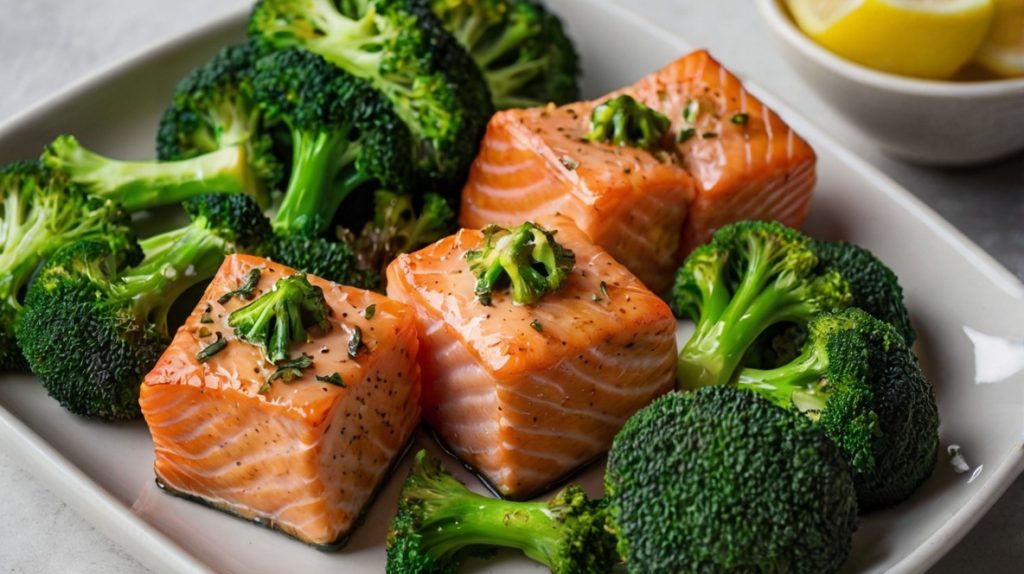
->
[[0, 2, 1021, 573]]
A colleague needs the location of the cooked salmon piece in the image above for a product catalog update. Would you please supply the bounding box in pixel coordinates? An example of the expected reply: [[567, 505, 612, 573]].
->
[[460, 101, 696, 294], [460, 49, 816, 292], [628, 49, 817, 254], [140, 254, 420, 547], [386, 215, 677, 499]]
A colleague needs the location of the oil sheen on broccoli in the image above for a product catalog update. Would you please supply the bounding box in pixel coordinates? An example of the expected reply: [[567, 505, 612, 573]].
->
[[428, 0, 579, 109], [465, 221, 575, 306], [228, 274, 330, 363], [17, 194, 271, 420], [249, 0, 493, 183], [736, 309, 939, 510], [387, 387, 858, 573], [0, 161, 131, 372]]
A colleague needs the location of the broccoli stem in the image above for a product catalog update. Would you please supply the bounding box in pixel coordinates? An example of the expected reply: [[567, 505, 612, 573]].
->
[[116, 225, 226, 334], [46, 137, 261, 212], [272, 129, 364, 236], [405, 474, 572, 569], [736, 346, 831, 416]]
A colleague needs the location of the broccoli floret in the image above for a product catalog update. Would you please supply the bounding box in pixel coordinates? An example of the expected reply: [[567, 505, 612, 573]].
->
[[248, 0, 493, 183], [813, 239, 914, 345], [17, 194, 271, 420], [585, 95, 671, 152], [428, 0, 579, 109], [227, 274, 329, 363], [156, 41, 284, 199], [42, 134, 272, 212], [672, 221, 851, 388], [386, 450, 618, 574], [465, 221, 575, 306], [736, 309, 939, 510], [252, 48, 415, 237], [351, 190, 455, 282], [263, 235, 374, 288], [606, 387, 857, 573], [0, 161, 131, 372]]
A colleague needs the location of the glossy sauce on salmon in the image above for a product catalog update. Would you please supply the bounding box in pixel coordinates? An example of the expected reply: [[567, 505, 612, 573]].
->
[[387, 215, 677, 499], [140, 254, 421, 547]]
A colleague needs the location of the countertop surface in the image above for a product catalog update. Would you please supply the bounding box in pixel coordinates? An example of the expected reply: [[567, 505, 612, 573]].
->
[[1, 0, 1021, 572]]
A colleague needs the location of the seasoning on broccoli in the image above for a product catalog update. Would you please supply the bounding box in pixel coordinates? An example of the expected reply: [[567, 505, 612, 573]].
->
[[465, 222, 575, 306], [227, 274, 330, 364]]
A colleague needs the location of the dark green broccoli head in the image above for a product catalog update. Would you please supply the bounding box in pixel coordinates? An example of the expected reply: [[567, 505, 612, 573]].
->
[[813, 239, 914, 345], [672, 220, 852, 388], [429, 0, 579, 109], [585, 95, 672, 153], [351, 190, 455, 283], [17, 237, 155, 420], [227, 274, 329, 363], [252, 47, 415, 237], [606, 387, 857, 573], [386, 450, 617, 574], [249, 0, 492, 185], [737, 308, 939, 511], [43, 133, 273, 212], [156, 42, 284, 200], [264, 234, 373, 288], [0, 160, 131, 373], [17, 194, 270, 420], [465, 221, 575, 306]]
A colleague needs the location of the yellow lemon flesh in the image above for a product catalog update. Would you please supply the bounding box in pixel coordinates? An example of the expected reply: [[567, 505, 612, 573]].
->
[[974, 0, 1024, 76], [787, 0, 995, 79]]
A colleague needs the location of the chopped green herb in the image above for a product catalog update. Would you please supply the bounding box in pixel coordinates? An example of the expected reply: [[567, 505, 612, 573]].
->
[[316, 372, 346, 387], [730, 113, 749, 125], [683, 99, 700, 123], [348, 326, 364, 358], [592, 294, 602, 302], [196, 332, 227, 362], [676, 128, 696, 144], [558, 155, 580, 171], [218, 267, 261, 304], [268, 353, 314, 383], [200, 304, 214, 324], [702, 132, 718, 139], [530, 320, 544, 332], [600, 281, 609, 300], [258, 380, 272, 395], [363, 304, 376, 320]]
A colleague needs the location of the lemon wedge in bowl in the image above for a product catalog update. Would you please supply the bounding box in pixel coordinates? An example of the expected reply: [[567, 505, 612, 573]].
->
[[974, 0, 1024, 76], [786, 0, 994, 79]]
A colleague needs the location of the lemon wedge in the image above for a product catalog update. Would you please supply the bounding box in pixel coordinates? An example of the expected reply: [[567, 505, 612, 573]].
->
[[786, 0, 995, 79], [974, 0, 1024, 76]]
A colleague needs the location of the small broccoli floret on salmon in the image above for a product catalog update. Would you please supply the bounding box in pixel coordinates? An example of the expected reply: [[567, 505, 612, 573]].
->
[[584, 95, 672, 153], [228, 274, 330, 363], [428, 0, 579, 109], [386, 450, 618, 574], [249, 0, 492, 184], [17, 194, 271, 420], [465, 221, 575, 306], [736, 309, 939, 510]]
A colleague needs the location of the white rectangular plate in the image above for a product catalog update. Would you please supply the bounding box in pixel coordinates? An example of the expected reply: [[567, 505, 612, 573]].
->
[[1, 2, 1023, 573]]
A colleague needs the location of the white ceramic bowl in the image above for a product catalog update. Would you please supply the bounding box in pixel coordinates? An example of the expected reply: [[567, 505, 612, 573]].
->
[[758, 0, 1024, 166]]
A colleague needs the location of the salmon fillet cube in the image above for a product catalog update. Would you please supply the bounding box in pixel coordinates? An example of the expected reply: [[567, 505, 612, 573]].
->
[[460, 49, 816, 293], [140, 254, 420, 547], [386, 215, 677, 499], [459, 101, 697, 294], [625, 49, 817, 254]]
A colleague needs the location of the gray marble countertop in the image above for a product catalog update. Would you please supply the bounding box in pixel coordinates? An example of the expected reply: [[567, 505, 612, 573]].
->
[[1, 0, 1021, 572]]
